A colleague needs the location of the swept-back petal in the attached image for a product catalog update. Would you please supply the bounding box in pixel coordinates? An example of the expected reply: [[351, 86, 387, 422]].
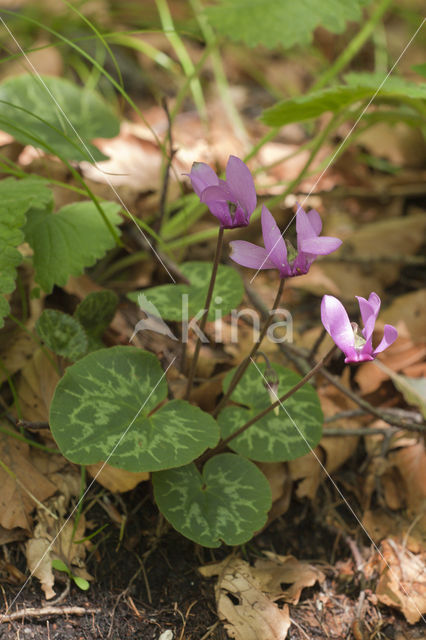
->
[[229, 240, 276, 270], [225, 155, 257, 215], [261, 205, 286, 269], [299, 235, 342, 256], [373, 324, 398, 355], [307, 208, 322, 235], [356, 292, 381, 342], [321, 295, 354, 356], [188, 162, 219, 197], [295, 204, 316, 247]]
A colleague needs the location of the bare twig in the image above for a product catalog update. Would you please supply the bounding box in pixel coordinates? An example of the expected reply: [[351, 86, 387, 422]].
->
[[0, 606, 100, 622]]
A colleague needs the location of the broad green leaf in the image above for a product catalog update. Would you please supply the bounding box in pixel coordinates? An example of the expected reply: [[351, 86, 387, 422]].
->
[[205, 0, 367, 49], [36, 310, 88, 361], [261, 74, 426, 127], [0, 176, 52, 327], [153, 453, 272, 547], [50, 346, 219, 471], [0, 75, 119, 161], [218, 362, 323, 462], [23, 201, 122, 294], [127, 261, 244, 321], [74, 290, 118, 337]]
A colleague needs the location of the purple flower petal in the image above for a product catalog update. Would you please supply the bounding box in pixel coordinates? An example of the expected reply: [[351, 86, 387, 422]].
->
[[299, 235, 342, 256], [321, 295, 355, 356], [356, 293, 381, 343], [201, 183, 233, 204], [295, 205, 316, 247], [225, 155, 257, 216], [373, 324, 398, 355], [261, 205, 287, 270], [229, 240, 276, 270], [188, 162, 219, 198], [307, 208, 322, 235]]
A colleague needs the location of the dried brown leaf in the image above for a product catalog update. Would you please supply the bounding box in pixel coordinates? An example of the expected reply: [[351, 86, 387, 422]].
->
[[200, 557, 291, 640], [0, 428, 56, 530], [375, 539, 426, 624], [86, 461, 149, 493]]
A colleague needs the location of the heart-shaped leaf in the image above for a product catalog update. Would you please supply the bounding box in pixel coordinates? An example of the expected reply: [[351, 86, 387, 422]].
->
[[217, 362, 323, 462], [127, 261, 244, 321], [36, 309, 88, 361], [153, 453, 272, 547], [50, 346, 219, 471], [74, 290, 118, 337]]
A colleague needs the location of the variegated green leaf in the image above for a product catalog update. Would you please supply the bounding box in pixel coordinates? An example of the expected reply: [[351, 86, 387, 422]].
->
[[153, 453, 272, 547], [36, 309, 88, 361], [74, 290, 118, 334], [49, 346, 219, 471], [127, 261, 244, 321], [218, 362, 323, 462]]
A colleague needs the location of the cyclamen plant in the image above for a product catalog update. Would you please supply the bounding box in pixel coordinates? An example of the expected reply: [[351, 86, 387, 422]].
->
[[48, 155, 398, 548]]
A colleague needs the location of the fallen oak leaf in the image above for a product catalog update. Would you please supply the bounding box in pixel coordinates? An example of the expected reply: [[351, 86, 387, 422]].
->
[[254, 552, 326, 604], [374, 539, 426, 624], [0, 427, 56, 530], [200, 556, 291, 640]]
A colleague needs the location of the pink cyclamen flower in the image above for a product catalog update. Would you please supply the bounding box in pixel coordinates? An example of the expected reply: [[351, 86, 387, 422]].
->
[[188, 155, 256, 229], [321, 292, 398, 363], [229, 204, 342, 277]]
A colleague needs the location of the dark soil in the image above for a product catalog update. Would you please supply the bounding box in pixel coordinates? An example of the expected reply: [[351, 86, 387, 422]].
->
[[1, 483, 424, 639]]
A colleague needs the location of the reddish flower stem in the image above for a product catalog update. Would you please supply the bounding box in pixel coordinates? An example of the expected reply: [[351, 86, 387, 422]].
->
[[213, 277, 285, 417], [200, 345, 337, 463]]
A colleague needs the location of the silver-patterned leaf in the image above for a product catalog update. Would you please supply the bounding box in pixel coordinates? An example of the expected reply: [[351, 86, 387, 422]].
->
[[153, 454, 272, 547], [49, 346, 219, 471], [218, 362, 323, 462], [36, 309, 88, 361]]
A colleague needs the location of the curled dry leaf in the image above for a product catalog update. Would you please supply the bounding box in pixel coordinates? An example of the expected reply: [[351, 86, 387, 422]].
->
[[200, 557, 291, 640], [257, 462, 292, 522], [374, 539, 426, 624], [363, 422, 426, 512], [0, 428, 56, 530], [354, 334, 426, 395], [26, 537, 56, 600], [17, 348, 60, 423], [362, 509, 426, 553], [26, 502, 89, 600], [253, 552, 326, 604], [86, 461, 149, 493]]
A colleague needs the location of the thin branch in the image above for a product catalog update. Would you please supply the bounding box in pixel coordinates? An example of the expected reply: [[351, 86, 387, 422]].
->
[[0, 606, 100, 622]]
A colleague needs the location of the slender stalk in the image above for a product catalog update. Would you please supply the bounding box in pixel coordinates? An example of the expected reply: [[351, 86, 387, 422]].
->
[[202, 346, 337, 462], [190, 0, 248, 142], [184, 227, 224, 399], [155, 0, 207, 120], [311, 0, 393, 91], [213, 278, 285, 417]]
